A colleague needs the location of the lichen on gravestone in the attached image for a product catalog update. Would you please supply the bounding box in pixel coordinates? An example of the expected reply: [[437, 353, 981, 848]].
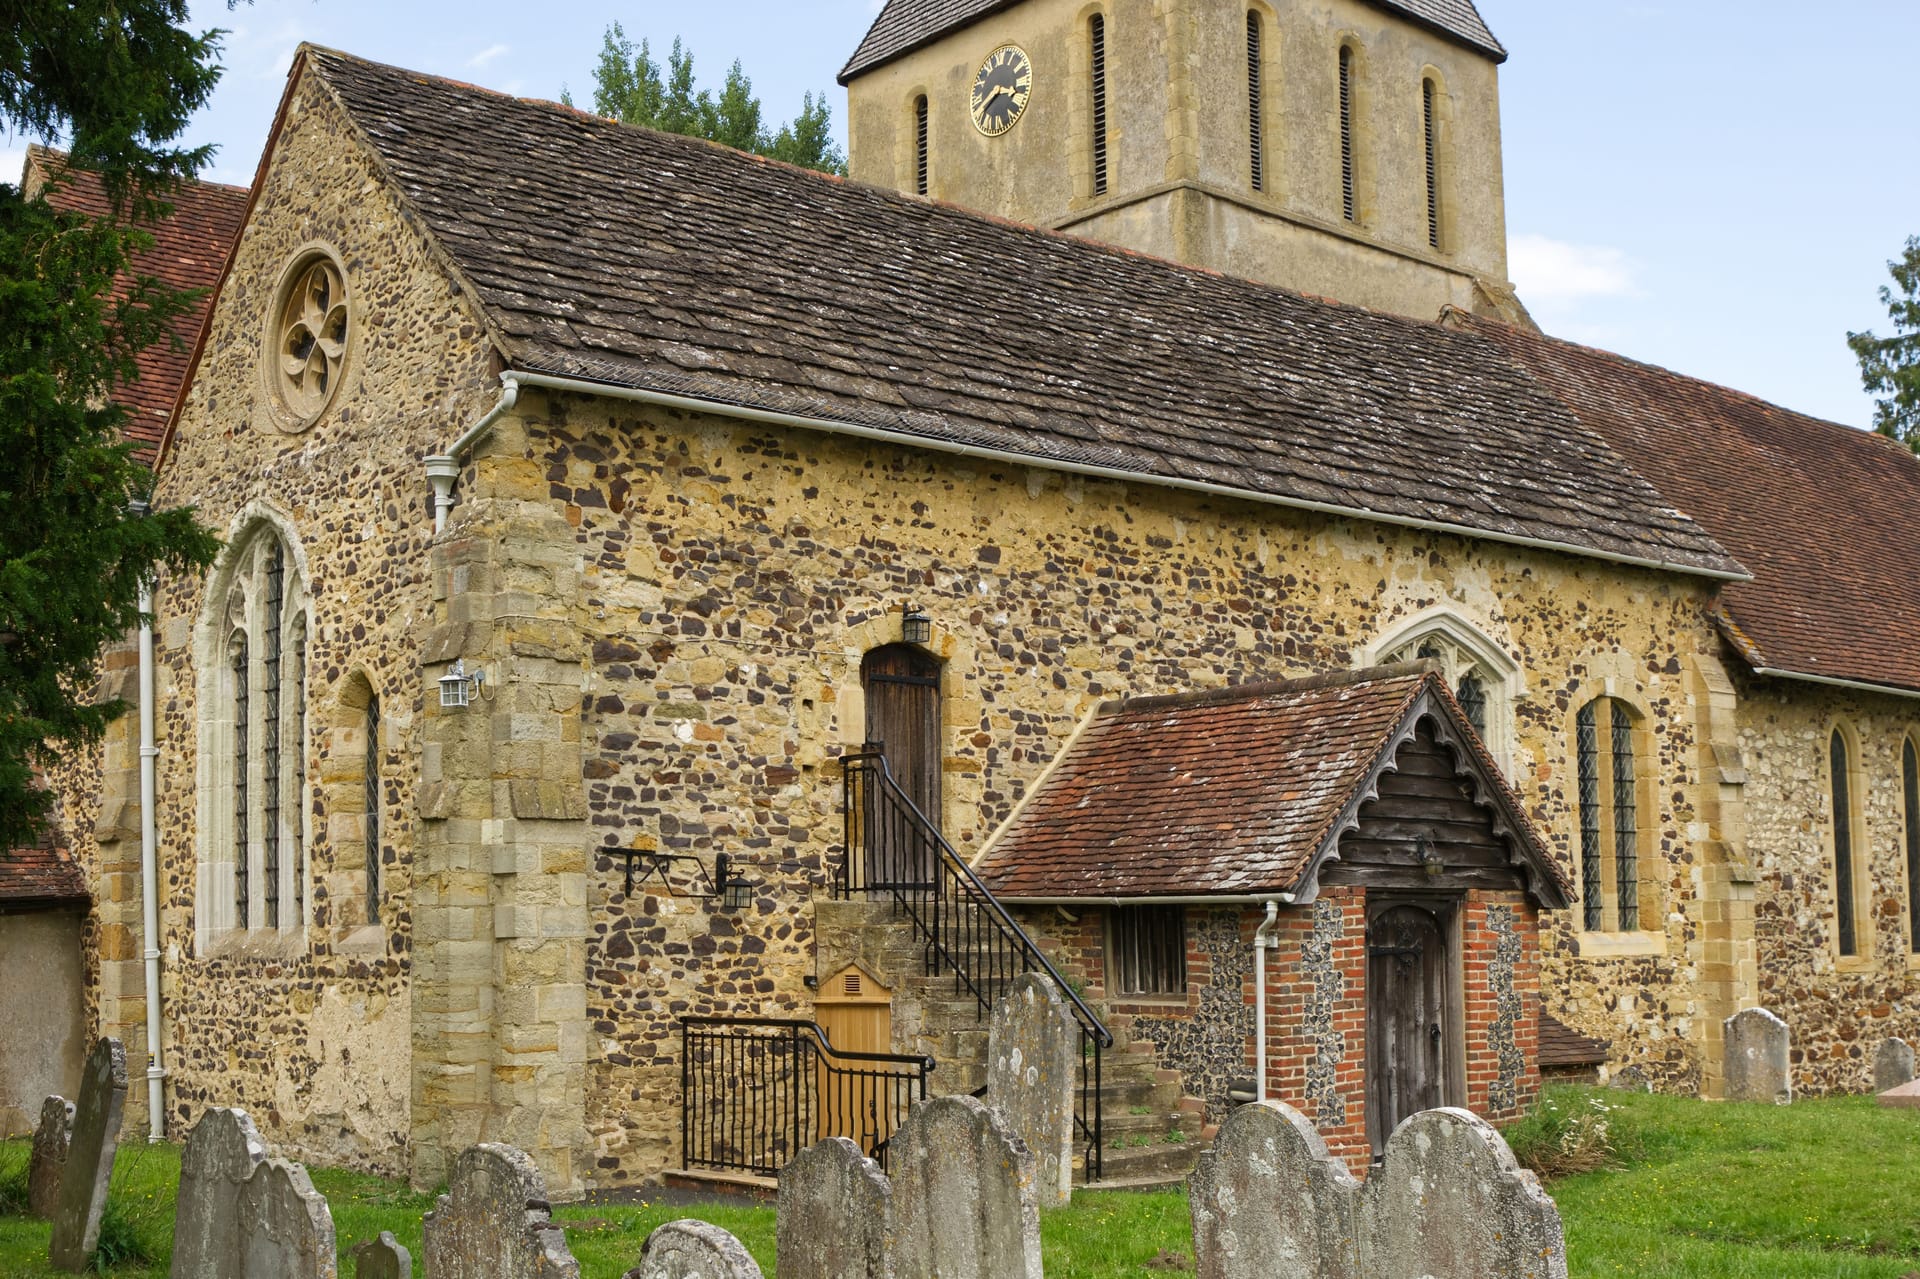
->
[[623, 1219, 763, 1278], [776, 1137, 892, 1279], [1188, 1100, 1360, 1279], [350, 1231, 412, 1278], [985, 973, 1079, 1207], [1723, 1007, 1793, 1105], [889, 1094, 1043, 1279], [168, 1107, 337, 1278], [423, 1143, 581, 1279], [48, 1038, 127, 1273], [28, 1095, 75, 1219], [1874, 1037, 1916, 1094]]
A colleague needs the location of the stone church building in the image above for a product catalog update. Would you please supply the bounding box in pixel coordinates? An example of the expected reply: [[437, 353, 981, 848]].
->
[[24, 0, 1920, 1195]]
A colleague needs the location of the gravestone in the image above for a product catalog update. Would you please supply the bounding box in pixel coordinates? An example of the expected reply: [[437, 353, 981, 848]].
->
[[1358, 1108, 1568, 1279], [1874, 1037, 1915, 1093], [1724, 1008, 1792, 1104], [423, 1144, 581, 1279], [28, 1095, 75, 1219], [985, 974, 1079, 1207], [350, 1233, 411, 1279], [622, 1220, 763, 1279], [890, 1094, 1043, 1279], [48, 1038, 127, 1273], [776, 1137, 892, 1279], [169, 1107, 337, 1279], [1188, 1100, 1360, 1279], [1878, 1079, 1920, 1110]]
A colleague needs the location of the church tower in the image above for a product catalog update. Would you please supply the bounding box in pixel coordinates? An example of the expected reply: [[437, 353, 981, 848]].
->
[[840, 0, 1527, 323]]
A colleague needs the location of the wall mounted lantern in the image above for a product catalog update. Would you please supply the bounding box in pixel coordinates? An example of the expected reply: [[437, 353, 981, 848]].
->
[[605, 844, 760, 913], [438, 658, 485, 709], [1417, 834, 1445, 880], [901, 606, 933, 646]]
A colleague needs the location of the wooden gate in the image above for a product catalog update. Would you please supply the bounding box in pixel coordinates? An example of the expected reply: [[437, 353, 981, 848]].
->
[[1366, 901, 1454, 1153], [862, 643, 942, 886], [814, 965, 896, 1147]]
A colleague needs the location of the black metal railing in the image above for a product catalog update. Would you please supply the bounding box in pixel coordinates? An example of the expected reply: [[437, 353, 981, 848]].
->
[[837, 749, 1113, 1182], [681, 1017, 933, 1178]]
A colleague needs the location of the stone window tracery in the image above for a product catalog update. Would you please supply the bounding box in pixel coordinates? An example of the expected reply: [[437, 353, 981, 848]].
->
[[270, 252, 349, 426], [1383, 626, 1510, 759], [198, 519, 310, 942]]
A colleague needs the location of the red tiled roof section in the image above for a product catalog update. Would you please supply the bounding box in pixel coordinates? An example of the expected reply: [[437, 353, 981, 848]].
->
[[1458, 312, 1920, 695], [0, 819, 89, 909], [976, 667, 1433, 900], [305, 49, 1741, 580], [31, 147, 249, 465], [1538, 1013, 1611, 1068]]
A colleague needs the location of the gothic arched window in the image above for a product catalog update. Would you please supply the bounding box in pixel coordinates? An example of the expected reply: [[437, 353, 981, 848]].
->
[[1383, 622, 1515, 762]]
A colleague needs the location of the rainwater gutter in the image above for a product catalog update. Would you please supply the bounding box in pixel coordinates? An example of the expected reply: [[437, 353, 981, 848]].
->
[[1253, 899, 1280, 1103], [129, 500, 166, 1143], [1748, 666, 1920, 702], [992, 893, 1297, 907], [475, 370, 1753, 586], [424, 378, 520, 533]]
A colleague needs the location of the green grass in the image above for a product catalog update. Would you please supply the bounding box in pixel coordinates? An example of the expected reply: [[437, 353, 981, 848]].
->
[[2, 1090, 1917, 1276]]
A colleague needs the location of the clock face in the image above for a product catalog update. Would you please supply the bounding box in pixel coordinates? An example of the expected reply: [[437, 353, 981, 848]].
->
[[970, 44, 1033, 137]]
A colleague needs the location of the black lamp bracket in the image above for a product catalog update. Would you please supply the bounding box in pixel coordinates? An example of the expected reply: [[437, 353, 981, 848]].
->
[[605, 846, 767, 903]]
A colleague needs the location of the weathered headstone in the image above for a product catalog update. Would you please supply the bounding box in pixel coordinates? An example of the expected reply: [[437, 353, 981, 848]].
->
[[776, 1137, 893, 1279], [169, 1107, 337, 1279], [28, 1095, 75, 1219], [48, 1037, 127, 1272], [350, 1232, 412, 1279], [985, 973, 1079, 1207], [423, 1144, 581, 1279], [1724, 1007, 1792, 1104], [890, 1094, 1043, 1279], [1874, 1037, 1915, 1093], [1189, 1100, 1360, 1279], [1358, 1108, 1568, 1279], [622, 1220, 763, 1279]]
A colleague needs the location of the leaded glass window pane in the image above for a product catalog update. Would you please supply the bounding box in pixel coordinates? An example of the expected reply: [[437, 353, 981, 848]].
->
[[233, 636, 249, 930], [263, 545, 283, 929], [1833, 730, 1857, 957], [366, 694, 382, 909], [1611, 702, 1638, 927], [1906, 740, 1920, 955], [1577, 701, 1601, 931], [1456, 672, 1487, 739]]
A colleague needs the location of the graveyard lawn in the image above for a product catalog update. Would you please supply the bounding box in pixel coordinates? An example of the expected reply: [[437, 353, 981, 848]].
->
[[2, 1089, 1918, 1276]]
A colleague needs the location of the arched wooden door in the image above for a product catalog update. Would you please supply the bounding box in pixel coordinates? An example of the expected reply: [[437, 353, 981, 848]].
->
[[862, 644, 942, 886], [1366, 902, 1453, 1153]]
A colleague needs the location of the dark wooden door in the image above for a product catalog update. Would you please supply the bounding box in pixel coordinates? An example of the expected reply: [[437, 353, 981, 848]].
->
[[1366, 903, 1451, 1153], [862, 644, 941, 886]]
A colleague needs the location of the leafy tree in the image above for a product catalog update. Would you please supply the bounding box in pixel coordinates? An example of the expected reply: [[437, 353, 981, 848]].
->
[[565, 24, 846, 175], [1849, 236, 1920, 449], [0, 2, 228, 849]]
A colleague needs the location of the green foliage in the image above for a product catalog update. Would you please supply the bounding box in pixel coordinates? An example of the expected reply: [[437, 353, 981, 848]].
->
[[568, 23, 847, 175], [0, 1, 226, 849], [1504, 1089, 1624, 1179], [1848, 235, 1920, 449]]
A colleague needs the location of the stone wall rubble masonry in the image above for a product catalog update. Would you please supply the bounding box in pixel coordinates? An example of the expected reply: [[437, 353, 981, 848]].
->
[[986, 973, 1079, 1206], [168, 1107, 338, 1279], [350, 1233, 412, 1279], [1723, 1008, 1793, 1105], [1189, 1100, 1360, 1279], [1356, 1107, 1568, 1279], [625, 1220, 764, 1279], [888, 1094, 1043, 1279], [423, 1144, 581, 1279], [776, 1137, 894, 1279], [48, 1038, 126, 1272], [1875, 1038, 1915, 1093], [28, 1095, 75, 1219]]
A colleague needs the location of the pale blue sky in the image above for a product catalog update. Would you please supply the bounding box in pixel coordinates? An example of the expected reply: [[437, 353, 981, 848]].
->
[[39, 1, 1919, 430]]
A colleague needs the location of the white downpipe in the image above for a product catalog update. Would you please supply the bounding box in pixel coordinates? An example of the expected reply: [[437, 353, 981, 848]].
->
[[1253, 899, 1280, 1104], [425, 378, 520, 532], [137, 580, 166, 1142]]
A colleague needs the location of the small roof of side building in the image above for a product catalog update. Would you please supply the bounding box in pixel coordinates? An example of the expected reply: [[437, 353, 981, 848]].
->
[[26, 147, 249, 464], [973, 664, 1572, 908], [0, 812, 88, 912], [296, 49, 1739, 582], [1456, 312, 1920, 698], [840, 0, 1506, 82]]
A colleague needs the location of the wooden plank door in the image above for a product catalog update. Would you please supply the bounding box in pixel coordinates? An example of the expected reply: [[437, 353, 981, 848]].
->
[[814, 966, 896, 1154], [1366, 902, 1450, 1154], [862, 644, 942, 886]]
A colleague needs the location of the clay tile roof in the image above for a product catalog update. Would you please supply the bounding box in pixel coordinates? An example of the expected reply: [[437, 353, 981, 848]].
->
[[1456, 312, 1920, 696], [0, 812, 88, 910], [840, 0, 1504, 82], [1538, 1013, 1611, 1068], [305, 48, 1739, 581], [973, 663, 1569, 905], [29, 146, 250, 466]]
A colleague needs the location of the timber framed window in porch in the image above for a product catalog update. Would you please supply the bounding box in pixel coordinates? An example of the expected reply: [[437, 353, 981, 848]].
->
[[1576, 696, 1652, 933], [1108, 905, 1186, 998]]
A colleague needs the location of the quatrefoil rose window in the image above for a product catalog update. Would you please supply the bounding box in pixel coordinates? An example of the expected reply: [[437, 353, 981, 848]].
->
[[272, 254, 349, 423]]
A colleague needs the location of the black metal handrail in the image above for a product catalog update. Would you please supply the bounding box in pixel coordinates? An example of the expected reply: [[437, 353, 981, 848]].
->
[[681, 1017, 933, 1178], [837, 749, 1112, 1182]]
